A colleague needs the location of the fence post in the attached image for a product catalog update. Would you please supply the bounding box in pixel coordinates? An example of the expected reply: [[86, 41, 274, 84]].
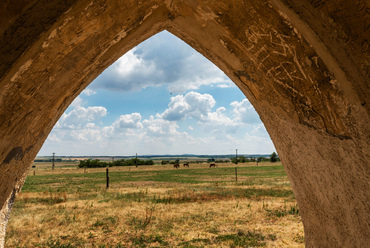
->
[[106, 168, 109, 189], [235, 167, 238, 182]]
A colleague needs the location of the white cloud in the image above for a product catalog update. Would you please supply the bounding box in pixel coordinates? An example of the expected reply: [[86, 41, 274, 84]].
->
[[82, 88, 97, 96], [115, 50, 144, 76], [217, 83, 234, 88], [86, 123, 96, 128], [70, 96, 84, 108], [48, 133, 60, 142], [37, 27, 278, 157], [230, 99, 261, 124], [201, 108, 234, 125], [71, 128, 102, 141], [161, 91, 216, 121], [112, 113, 143, 129], [197, 107, 239, 134], [251, 123, 270, 137], [91, 31, 233, 94], [143, 115, 180, 136], [41, 90, 275, 156], [56, 106, 107, 129]]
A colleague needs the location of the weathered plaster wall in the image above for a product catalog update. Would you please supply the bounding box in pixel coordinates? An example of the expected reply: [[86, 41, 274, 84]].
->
[[0, 0, 369, 247]]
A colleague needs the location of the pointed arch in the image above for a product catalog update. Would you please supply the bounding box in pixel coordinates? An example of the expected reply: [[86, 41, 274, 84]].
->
[[0, 0, 369, 247]]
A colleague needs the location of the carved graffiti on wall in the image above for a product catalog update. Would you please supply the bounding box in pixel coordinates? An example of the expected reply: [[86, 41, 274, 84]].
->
[[237, 14, 348, 137]]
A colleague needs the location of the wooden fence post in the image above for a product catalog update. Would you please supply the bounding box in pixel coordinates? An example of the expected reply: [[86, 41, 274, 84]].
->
[[106, 168, 109, 189], [235, 167, 238, 182]]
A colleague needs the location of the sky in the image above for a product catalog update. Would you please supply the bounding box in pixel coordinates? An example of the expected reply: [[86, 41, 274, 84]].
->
[[38, 31, 276, 156]]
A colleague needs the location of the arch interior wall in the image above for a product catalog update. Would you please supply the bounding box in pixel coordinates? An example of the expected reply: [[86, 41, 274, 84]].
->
[[0, 0, 369, 247]]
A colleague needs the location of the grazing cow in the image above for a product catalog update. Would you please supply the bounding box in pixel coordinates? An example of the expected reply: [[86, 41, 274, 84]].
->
[[210, 163, 216, 168], [174, 164, 180, 169], [183, 163, 189, 167]]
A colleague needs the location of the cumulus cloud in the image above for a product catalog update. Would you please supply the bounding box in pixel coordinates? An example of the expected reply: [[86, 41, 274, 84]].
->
[[70, 128, 102, 141], [86, 123, 96, 128], [202, 107, 236, 124], [53, 95, 265, 143], [160, 91, 216, 121], [112, 113, 143, 129], [37, 26, 279, 157], [251, 123, 270, 138], [196, 107, 240, 134], [56, 106, 107, 129], [230, 99, 261, 124], [157, 92, 246, 134], [39, 90, 274, 156], [142, 115, 179, 136], [91, 31, 233, 93], [217, 84, 233, 88], [70, 96, 84, 108], [82, 88, 97, 96]]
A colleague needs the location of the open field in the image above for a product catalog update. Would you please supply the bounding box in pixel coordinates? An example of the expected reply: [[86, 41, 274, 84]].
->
[[5, 162, 304, 247]]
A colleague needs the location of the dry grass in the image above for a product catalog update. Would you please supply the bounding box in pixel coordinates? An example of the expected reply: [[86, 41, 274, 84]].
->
[[5, 163, 304, 247]]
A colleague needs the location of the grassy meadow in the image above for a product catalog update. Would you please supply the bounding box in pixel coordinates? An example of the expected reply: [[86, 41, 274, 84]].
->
[[5, 162, 304, 247]]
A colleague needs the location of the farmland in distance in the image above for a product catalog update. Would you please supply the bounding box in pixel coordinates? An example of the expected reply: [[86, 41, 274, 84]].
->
[[5, 161, 304, 247]]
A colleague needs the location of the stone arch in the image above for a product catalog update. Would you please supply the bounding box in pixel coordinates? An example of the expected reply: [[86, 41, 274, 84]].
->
[[0, 0, 369, 247]]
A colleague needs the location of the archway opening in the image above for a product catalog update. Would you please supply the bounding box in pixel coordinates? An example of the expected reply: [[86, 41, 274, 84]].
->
[[4, 31, 304, 247], [38, 30, 275, 157], [2, 0, 369, 247]]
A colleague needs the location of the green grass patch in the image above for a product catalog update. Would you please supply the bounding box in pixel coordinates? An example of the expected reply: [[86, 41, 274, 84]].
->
[[22, 165, 287, 194], [178, 230, 271, 247], [130, 234, 169, 247], [265, 204, 300, 217], [179, 238, 212, 247], [215, 230, 266, 247]]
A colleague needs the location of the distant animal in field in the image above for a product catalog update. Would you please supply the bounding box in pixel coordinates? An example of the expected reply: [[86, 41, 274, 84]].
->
[[209, 163, 216, 168], [174, 164, 180, 169], [183, 163, 189, 167]]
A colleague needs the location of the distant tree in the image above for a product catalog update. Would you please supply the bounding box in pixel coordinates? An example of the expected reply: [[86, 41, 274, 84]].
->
[[230, 157, 239, 164], [239, 155, 246, 163], [112, 159, 125, 167], [270, 152, 278, 163], [145, 160, 154, 165], [215, 159, 230, 163], [257, 157, 265, 162], [78, 159, 107, 168], [161, 160, 169, 165]]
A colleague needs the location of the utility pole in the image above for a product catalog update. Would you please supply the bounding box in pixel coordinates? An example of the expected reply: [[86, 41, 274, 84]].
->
[[135, 153, 138, 167], [112, 156, 114, 162], [235, 149, 238, 164], [52, 152, 55, 170]]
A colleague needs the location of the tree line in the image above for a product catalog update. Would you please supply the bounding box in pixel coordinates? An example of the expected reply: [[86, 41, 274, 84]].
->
[[77, 152, 279, 168], [160, 152, 279, 165], [230, 153, 279, 163], [78, 158, 154, 168]]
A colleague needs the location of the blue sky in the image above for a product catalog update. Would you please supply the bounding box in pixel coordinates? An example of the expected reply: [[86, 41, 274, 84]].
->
[[38, 31, 275, 156]]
